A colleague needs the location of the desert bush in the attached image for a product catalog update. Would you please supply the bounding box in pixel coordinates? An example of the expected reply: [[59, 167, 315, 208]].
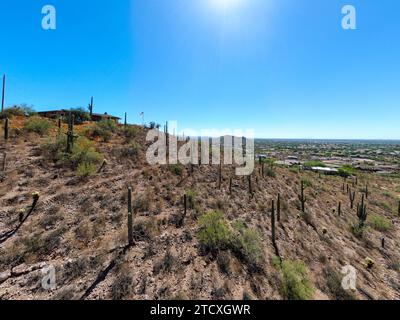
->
[[116, 140, 140, 158], [231, 220, 263, 265], [63, 108, 91, 124], [368, 214, 393, 232], [169, 164, 183, 176], [198, 211, 231, 253], [23, 116, 53, 135], [133, 217, 159, 240], [278, 260, 315, 300], [76, 162, 97, 178], [0, 104, 36, 119], [83, 119, 117, 142], [111, 267, 133, 300], [59, 137, 102, 169], [338, 165, 355, 177], [153, 250, 178, 274], [301, 177, 313, 188], [304, 160, 326, 168], [350, 222, 365, 238], [265, 167, 276, 178], [123, 125, 139, 142], [325, 268, 357, 300]]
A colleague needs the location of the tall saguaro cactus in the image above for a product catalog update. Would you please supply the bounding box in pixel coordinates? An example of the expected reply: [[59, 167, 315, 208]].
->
[[4, 118, 9, 140], [271, 200, 276, 246], [349, 190, 356, 209], [248, 175, 253, 197], [218, 163, 222, 190], [357, 195, 368, 228], [298, 180, 307, 213], [1, 74, 5, 113], [277, 193, 281, 222], [89, 96, 94, 117], [127, 187, 133, 246], [66, 112, 74, 153]]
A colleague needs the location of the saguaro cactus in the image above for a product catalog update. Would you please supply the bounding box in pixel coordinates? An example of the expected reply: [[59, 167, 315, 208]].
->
[[218, 163, 222, 189], [4, 117, 9, 140], [357, 195, 368, 228], [1, 152, 6, 171], [89, 97, 94, 117], [1, 74, 5, 113], [277, 193, 281, 222], [124, 112, 127, 127], [178, 194, 187, 227], [338, 201, 342, 216], [349, 190, 356, 209], [365, 185, 369, 199], [127, 187, 133, 246], [271, 200, 276, 246], [248, 175, 253, 197], [66, 112, 75, 153], [298, 180, 307, 212]]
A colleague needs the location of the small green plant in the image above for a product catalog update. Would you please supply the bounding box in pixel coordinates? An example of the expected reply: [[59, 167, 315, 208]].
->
[[304, 160, 326, 168], [198, 211, 231, 252], [368, 214, 393, 232], [0, 104, 36, 119], [169, 164, 183, 176], [325, 268, 357, 300], [338, 165, 355, 177], [231, 220, 263, 265], [76, 162, 97, 178], [83, 119, 117, 142], [278, 259, 315, 300], [63, 108, 91, 124], [301, 178, 312, 188], [123, 125, 138, 142], [350, 223, 365, 238], [43, 136, 102, 169], [23, 116, 53, 135]]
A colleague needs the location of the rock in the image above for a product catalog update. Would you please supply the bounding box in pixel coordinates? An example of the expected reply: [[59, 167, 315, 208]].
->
[[0, 270, 11, 284]]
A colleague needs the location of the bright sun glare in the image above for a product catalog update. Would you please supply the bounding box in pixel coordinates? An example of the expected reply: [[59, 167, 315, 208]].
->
[[209, 0, 245, 11]]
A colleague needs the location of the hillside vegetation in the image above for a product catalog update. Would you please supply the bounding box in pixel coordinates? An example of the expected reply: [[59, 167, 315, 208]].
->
[[0, 115, 400, 300]]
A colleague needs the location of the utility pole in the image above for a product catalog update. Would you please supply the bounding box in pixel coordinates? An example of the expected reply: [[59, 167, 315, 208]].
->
[[1, 75, 5, 113]]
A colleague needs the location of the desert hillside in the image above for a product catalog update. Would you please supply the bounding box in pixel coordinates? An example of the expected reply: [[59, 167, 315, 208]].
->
[[0, 115, 399, 300]]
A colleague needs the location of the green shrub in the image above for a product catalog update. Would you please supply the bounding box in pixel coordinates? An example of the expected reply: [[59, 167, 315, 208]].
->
[[169, 164, 183, 176], [350, 222, 365, 238], [123, 125, 139, 142], [368, 214, 393, 232], [325, 268, 357, 300], [76, 162, 97, 178], [279, 260, 315, 300], [23, 116, 53, 135], [63, 108, 91, 124], [43, 136, 102, 169], [338, 165, 355, 177], [0, 104, 36, 119], [304, 161, 326, 168], [301, 178, 313, 188], [83, 119, 117, 142], [231, 220, 263, 265], [198, 211, 231, 252]]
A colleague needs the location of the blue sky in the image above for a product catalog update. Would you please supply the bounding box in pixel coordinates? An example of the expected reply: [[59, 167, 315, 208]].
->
[[1, 0, 399, 139]]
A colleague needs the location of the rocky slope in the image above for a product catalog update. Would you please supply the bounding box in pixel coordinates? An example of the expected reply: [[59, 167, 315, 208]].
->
[[0, 117, 399, 300]]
